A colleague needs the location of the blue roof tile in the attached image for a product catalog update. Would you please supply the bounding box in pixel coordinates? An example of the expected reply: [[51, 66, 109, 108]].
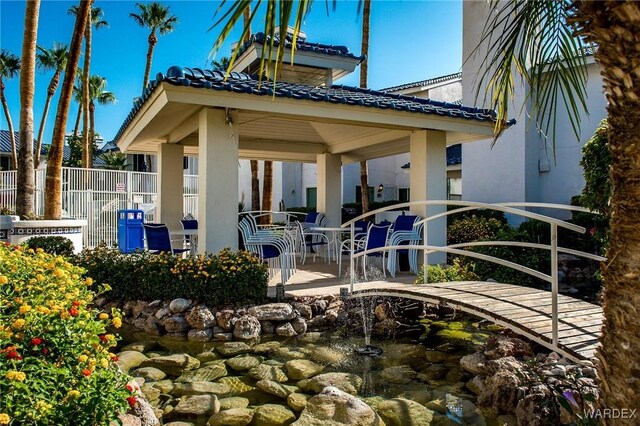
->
[[380, 72, 462, 93], [113, 66, 515, 144], [401, 144, 462, 169]]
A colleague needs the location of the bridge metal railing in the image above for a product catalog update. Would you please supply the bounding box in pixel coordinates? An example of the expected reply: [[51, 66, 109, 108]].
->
[[340, 200, 606, 350]]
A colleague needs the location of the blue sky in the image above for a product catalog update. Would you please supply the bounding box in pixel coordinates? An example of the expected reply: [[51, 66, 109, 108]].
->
[[1, 0, 462, 144]]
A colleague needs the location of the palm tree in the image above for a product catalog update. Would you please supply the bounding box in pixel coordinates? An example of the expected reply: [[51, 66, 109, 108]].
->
[[212, 57, 231, 71], [100, 151, 129, 170], [261, 161, 273, 224], [359, 0, 371, 214], [16, 0, 40, 218], [130, 2, 178, 91], [45, 0, 90, 219], [87, 75, 116, 165], [0, 49, 20, 170], [72, 70, 83, 138], [70, 3, 107, 169], [34, 43, 69, 167]]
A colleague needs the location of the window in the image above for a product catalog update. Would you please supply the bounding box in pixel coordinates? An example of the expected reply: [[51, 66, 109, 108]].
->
[[447, 178, 462, 200], [355, 185, 375, 203], [398, 187, 410, 202], [306, 187, 317, 209], [0, 156, 11, 171]]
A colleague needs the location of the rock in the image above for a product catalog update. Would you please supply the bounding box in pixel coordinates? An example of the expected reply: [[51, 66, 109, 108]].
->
[[374, 302, 392, 321], [478, 370, 520, 414], [164, 315, 189, 333], [425, 350, 447, 363], [144, 317, 163, 336], [133, 367, 166, 381], [297, 332, 322, 343], [301, 373, 362, 395], [286, 360, 325, 380], [287, 393, 309, 412], [173, 394, 220, 416], [248, 364, 289, 383], [117, 351, 149, 373], [324, 309, 340, 323], [140, 383, 161, 404], [175, 363, 227, 383], [260, 321, 276, 334], [173, 382, 231, 397], [213, 332, 234, 341], [116, 414, 142, 426], [253, 341, 281, 354], [152, 380, 175, 394], [216, 310, 237, 331], [155, 307, 172, 320], [133, 377, 145, 388], [169, 298, 191, 314], [164, 423, 195, 426], [515, 391, 558, 426], [218, 342, 252, 357], [256, 380, 298, 399], [466, 376, 485, 395], [188, 329, 213, 342], [380, 365, 417, 384], [292, 386, 383, 426], [460, 352, 490, 375], [276, 322, 298, 337], [122, 341, 158, 353], [307, 346, 346, 365], [218, 377, 255, 395], [129, 397, 161, 426], [485, 356, 523, 374], [293, 303, 313, 319], [425, 398, 447, 414], [219, 397, 250, 410], [310, 299, 328, 315], [484, 335, 533, 360], [196, 351, 222, 363], [307, 316, 328, 328], [497, 414, 517, 426], [141, 354, 200, 377], [187, 306, 216, 329], [420, 364, 447, 381], [233, 315, 261, 340], [275, 347, 306, 360], [376, 398, 434, 426], [248, 303, 296, 321], [253, 404, 296, 426], [291, 317, 308, 334], [226, 355, 262, 372], [207, 408, 255, 426]]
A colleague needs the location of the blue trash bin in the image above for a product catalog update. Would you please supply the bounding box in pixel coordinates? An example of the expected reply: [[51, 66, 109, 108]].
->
[[118, 209, 145, 253]]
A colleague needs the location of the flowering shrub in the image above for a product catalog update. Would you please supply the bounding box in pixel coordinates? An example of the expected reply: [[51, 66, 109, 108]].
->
[[24, 236, 75, 257], [74, 245, 268, 305], [0, 244, 130, 425], [415, 258, 478, 284]]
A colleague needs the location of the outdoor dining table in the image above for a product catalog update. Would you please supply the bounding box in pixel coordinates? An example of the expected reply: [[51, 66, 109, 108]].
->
[[309, 226, 364, 264], [171, 229, 198, 255]]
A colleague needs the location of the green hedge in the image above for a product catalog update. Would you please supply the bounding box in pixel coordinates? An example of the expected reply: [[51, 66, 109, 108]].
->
[[74, 246, 268, 305], [24, 236, 75, 257]]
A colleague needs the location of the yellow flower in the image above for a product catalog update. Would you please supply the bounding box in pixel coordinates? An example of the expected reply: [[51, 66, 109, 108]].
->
[[0, 276, 8, 285], [35, 400, 52, 411], [12, 319, 25, 329], [67, 389, 81, 399], [100, 358, 109, 368], [36, 274, 45, 282], [5, 371, 26, 381], [99, 313, 109, 320], [37, 306, 51, 315], [85, 277, 93, 286], [0, 413, 10, 425], [78, 354, 88, 363], [19, 304, 31, 314], [112, 318, 122, 328]]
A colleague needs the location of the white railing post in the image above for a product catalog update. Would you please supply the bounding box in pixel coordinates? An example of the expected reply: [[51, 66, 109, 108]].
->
[[551, 223, 559, 348], [350, 222, 355, 293], [423, 221, 428, 284]]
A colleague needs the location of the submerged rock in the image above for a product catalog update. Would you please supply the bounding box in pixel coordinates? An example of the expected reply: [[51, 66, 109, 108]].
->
[[141, 354, 200, 376], [172, 381, 231, 397], [292, 386, 383, 426], [300, 373, 362, 395], [175, 362, 227, 383], [252, 404, 296, 426], [375, 398, 434, 426], [226, 355, 262, 372], [380, 365, 417, 385], [218, 342, 252, 357], [256, 380, 298, 399], [218, 397, 250, 411], [286, 359, 325, 380], [207, 408, 254, 426], [117, 351, 149, 373], [287, 393, 310, 412], [133, 367, 166, 381], [173, 394, 220, 416], [248, 364, 289, 383]]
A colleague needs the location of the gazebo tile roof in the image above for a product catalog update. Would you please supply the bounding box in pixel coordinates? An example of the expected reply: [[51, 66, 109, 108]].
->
[[114, 66, 513, 144], [380, 72, 462, 93]]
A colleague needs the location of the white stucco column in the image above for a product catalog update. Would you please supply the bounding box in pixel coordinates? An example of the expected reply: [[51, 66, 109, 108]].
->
[[316, 153, 342, 227], [157, 143, 184, 233], [198, 108, 239, 253], [410, 130, 447, 264]]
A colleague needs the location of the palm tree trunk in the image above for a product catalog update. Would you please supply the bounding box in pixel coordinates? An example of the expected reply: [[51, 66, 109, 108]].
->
[[89, 100, 95, 167], [261, 160, 273, 224], [0, 82, 17, 169], [142, 32, 157, 90], [16, 0, 40, 218], [35, 70, 60, 167], [81, 3, 92, 169], [359, 0, 371, 213], [571, 1, 640, 418], [73, 103, 82, 137], [251, 160, 260, 212], [45, 0, 89, 219]]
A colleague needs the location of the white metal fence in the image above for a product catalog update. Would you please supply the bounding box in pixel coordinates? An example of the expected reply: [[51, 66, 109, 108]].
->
[[0, 167, 199, 248]]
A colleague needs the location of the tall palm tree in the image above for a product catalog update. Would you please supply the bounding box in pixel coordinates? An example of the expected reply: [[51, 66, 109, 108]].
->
[[34, 43, 69, 167], [212, 57, 231, 71], [70, 3, 107, 169], [16, 0, 40, 218], [0, 50, 20, 170], [359, 0, 371, 214], [72, 70, 83, 138], [130, 2, 178, 91], [100, 151, 129, 170], [45, 0, 90, 219], [87, 74, 116, 163]]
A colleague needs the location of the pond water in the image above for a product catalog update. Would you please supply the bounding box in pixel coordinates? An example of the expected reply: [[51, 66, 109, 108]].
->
[[118, 315, 502, 426]]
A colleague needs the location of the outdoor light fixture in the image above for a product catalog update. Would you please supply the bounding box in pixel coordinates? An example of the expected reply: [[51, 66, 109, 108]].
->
[[377, 184, 384, 197]]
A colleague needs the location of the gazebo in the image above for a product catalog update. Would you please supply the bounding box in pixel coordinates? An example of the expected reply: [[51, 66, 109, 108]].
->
[[114, 65, 500, 259]]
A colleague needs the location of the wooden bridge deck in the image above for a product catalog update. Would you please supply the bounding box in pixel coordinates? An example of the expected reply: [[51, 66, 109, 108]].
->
[[271, 265, 602, 362]]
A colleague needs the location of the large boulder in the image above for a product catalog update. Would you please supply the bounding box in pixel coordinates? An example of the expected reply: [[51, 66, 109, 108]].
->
[[478, 370, 521, 414], [216, 310, 237, 331], [248, 303, 296, 321], [460, 352, 490, 375], [164, 315, 189, 333], [299, 373, 362, 395], [207, 408, 254, 426], [140, 354, 200, 376], [286, 360, 325, 380], [484, 335, 533, 360], [117, 351, 149, 373], [291, 317, 308, 334], [173, 395, 220, 416], [186, 305, 216, 329], [375, 398, 434, 426], [292, 386, 384, 426], [169, 298, 192, 313], [233, 315, 261, 340], [252, 404, 296, 426]]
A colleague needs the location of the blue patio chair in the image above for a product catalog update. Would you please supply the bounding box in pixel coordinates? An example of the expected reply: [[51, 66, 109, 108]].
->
[[387, 214, 421, 277], [338, 222, 391, 279], [180, 219, 198, 251], [338, 220, 371, 277], [143, 223, 190, 255], [292, 220, 330, 264]]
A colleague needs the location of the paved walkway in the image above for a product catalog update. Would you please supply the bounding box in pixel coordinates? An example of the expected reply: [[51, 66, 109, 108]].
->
[[269, 261, 602, 362]]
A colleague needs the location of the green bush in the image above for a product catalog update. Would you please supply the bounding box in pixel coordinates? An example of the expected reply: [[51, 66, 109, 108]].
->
[[447, 215, 508, 245], [415, 258, 478, 284], [24, 236, 74, 257], [74, 246, 269, 305], [0, 244, 130, 425], [447, 206, 507, 224]]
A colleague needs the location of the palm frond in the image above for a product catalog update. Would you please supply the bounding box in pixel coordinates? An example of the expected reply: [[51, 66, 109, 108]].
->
[[0, 49, 21, 79]]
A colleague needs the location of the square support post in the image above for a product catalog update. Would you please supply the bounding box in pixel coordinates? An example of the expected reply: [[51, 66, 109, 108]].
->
[[198, 108, 239, 253], [410, 130, 447, 264], [157, 143, 185, 233], [316, 153, 342, 227]]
